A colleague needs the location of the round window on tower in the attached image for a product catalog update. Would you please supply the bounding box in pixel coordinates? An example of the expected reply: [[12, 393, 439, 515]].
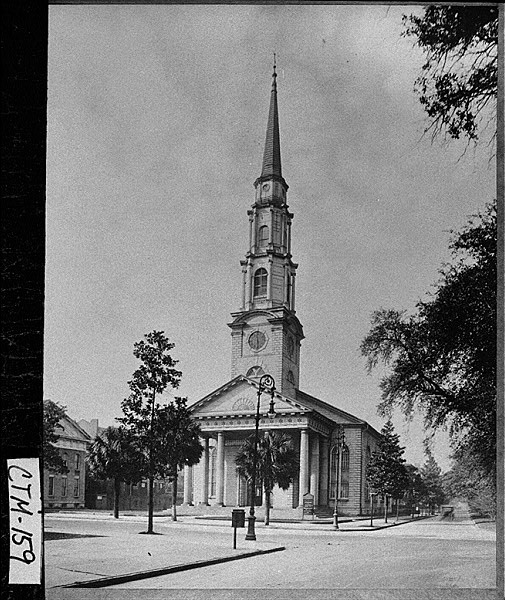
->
[[248, 331, 267, 351]]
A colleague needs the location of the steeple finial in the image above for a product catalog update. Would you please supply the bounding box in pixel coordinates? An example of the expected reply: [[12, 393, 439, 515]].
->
[[260, 55, 282, 179]]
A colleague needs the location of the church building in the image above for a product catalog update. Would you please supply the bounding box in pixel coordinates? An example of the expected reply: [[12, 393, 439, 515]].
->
[[187, 64, 382, 518]]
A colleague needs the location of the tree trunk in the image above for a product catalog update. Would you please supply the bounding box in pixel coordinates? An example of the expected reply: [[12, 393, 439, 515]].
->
[[396, 497, 400, 521], [264, 488, 270, 526], [147, 476, 155, 533], [171, 473, 178, 522], [384, 495, 388, 523], [113, 477, 121, 519]]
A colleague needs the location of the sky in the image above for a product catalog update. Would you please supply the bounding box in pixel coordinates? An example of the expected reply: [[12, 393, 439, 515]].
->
[[45, 4, 496, 472]]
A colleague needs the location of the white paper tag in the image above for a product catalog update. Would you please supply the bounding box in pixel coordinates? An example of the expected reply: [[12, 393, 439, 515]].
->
[[8, 458, 43, 584]]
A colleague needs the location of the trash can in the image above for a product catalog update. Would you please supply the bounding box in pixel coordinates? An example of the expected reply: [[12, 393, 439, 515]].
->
[[231, 509, 245, 528]]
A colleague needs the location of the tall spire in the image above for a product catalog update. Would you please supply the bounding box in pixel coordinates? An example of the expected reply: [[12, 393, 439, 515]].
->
[[260, 55, 282, 179]]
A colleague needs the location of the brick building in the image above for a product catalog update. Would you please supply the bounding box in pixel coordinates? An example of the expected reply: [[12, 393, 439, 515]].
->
[[44, 414, 92, 509], [187, 64, 382, 518]]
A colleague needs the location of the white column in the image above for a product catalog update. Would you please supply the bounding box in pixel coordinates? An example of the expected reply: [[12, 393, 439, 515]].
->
[[267, 258, 273, 300], [298, 429, 310, 506], [200, 438, 209, 505], [183, 465, 193, 505], [310, 434, 320, 506], [241, 266, 247, 310], [246, 262, 252, 309], [216, 432, 225, 506], [248, 211, 254, 252]]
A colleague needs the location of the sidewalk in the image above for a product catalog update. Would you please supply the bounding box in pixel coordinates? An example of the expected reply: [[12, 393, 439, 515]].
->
[[45, 519, 284, 590], [46, 508, 429, 531], [44, 510, 431, 590]]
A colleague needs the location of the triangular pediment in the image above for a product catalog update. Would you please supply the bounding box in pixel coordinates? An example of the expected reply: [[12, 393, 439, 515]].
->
[[190, 376, 309, 418]]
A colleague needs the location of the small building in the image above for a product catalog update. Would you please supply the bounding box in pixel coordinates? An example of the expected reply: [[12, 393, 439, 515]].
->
[[186, 64, 383, 518], [44, 414, 92, 509]]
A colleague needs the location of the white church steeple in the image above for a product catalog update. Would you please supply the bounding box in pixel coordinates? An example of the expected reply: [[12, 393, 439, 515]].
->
[[229, 60, 304, 398]]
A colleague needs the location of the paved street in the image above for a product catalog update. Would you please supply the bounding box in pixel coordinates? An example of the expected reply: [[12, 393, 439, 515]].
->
[[44, 511, 496, 600]]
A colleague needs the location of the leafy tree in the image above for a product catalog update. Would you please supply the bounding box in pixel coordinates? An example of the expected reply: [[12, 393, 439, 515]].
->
[[443, 445, 496, 519], [404, 464, 427, 517], [86, 426, 144, 519], [361, 202, 496, 491], [154, 397, 203, 522], [403, 5, 498, 142], [43, 400, 68, 473], [419, 447, 446, 514], [236, 431, 299, 526], [365, 420, 408, 523], [119, 331, 182, 534]]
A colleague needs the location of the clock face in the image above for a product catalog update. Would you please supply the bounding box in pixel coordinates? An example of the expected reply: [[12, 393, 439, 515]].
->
[[249, 331, 266, 351], [262, 183, 270, 192]]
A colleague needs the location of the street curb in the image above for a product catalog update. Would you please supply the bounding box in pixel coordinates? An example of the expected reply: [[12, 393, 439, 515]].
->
[[349, 515, 434, 531], [58, 546, 286, 588]]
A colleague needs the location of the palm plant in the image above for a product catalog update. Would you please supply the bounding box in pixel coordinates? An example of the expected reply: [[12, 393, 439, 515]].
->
[[86, 426, 144, 518], [236, 431, 299, 525]]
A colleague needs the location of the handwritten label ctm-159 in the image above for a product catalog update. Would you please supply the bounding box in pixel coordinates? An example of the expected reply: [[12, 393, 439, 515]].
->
[[8, 458, 42, 584]]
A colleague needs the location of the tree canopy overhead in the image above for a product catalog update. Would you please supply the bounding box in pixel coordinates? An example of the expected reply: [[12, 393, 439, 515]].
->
[[403, 5, 498, 142], [361, 201, 497, 481]]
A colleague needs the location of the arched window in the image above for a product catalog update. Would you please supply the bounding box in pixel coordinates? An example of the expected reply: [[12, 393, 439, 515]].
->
[[253, 268, 267, 297], [246, 365, 265, 378], [258, 225, 269, 247], [329, 446, 338, 500], [329, 443, 350, 500], [287, 370, 295, 384], [340, 444, 350, 499]]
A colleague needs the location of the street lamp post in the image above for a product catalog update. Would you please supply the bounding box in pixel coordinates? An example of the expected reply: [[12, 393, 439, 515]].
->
[[245, 374, 276, 541], [332, 425, 345, 531]]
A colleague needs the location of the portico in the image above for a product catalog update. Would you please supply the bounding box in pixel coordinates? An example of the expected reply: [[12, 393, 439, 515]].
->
[[188, 376, 380, 516]]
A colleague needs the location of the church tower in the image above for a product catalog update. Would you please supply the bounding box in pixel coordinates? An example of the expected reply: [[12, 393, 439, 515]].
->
[[229, 61, 304, 398]]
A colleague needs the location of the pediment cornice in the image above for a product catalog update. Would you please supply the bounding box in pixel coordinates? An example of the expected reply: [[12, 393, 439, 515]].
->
[[190, 375, 311, 419]]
